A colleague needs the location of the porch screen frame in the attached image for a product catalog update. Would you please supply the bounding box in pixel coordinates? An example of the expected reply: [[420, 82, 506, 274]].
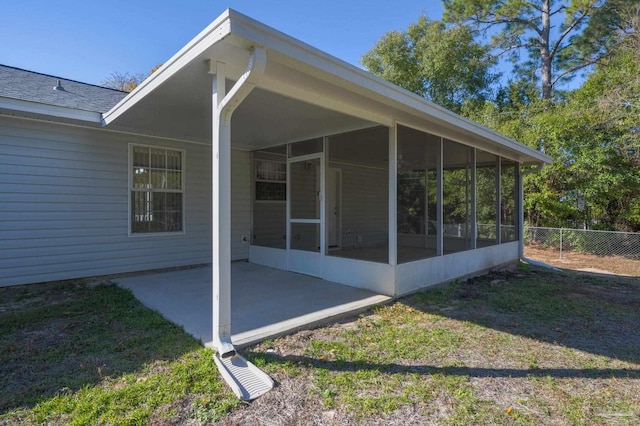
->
[[286, 152, 326, 276]]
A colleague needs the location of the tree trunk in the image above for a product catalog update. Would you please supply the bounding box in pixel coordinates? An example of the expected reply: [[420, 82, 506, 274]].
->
[[540, 0, 553, 99]]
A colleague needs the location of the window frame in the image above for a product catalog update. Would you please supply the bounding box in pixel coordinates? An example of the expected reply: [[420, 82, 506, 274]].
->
[[254, 158, 286, 203], [128, 143, 186, 237]]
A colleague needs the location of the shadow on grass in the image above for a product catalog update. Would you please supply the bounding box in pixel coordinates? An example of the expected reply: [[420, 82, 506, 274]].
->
[[243, 265, 639, 377], [402, 266, 640, 364], [248, 352, 640, 380], [0, 280, 201, 413], [557, 268, 640, 282]]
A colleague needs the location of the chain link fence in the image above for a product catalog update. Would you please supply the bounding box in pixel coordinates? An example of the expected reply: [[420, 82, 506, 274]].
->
[[524, 226, 640, 275]]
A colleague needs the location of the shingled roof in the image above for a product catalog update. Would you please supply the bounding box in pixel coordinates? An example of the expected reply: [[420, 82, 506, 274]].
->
[[0, 64, 127, 113]]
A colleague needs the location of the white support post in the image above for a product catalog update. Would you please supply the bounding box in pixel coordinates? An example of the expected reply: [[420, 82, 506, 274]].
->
[[496, 157, 502, 245], [424, 138, 431, 248], [323, 136, 329, 256], [559, 228, 563, 259], [208, 49, 274, 402], [211, 61, 234, 356], [388, 124, 397, 267], [424, 165, 429, 248], [285, 154, 291, 262], [470, 148, 477, 249], [514, 164, 520, 236], [519, 162, 544, 261], [518, 164, 525, 258], [436, 137, 443, 256]]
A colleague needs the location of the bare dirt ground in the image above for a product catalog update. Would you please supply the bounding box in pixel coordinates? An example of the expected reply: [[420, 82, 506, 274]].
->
[[525, 245, 640, 277]]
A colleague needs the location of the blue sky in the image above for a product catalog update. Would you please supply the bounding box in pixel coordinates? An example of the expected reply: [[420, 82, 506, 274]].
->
[[1, 1, 444, 85]]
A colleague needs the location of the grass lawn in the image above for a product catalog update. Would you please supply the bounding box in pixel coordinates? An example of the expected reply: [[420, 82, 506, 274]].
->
[[0, 280, 238, 425], [1, 265, 639, 425]]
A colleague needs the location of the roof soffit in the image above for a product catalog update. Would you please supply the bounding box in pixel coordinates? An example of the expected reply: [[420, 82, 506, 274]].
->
[[102, 9, 551, 165], [226, 10, 551, 164]]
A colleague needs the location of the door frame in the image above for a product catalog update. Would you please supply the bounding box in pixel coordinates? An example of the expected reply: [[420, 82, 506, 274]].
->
[[286, 152, 325, 277]]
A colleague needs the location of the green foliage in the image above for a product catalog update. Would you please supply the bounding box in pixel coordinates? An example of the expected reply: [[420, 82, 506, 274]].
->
[[478, 95, 640, 230], [476, 162, 498, 238], [472, 18, 640, 230], [365, 3, 638, 230], [570, 0, 639, 65], [362, 16, 497, 113], [443, 0, 626, 99], [443, 167, 471, 225], [397, 169, 432, 234]]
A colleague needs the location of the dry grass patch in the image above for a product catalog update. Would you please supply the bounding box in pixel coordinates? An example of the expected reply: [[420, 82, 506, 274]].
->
[[525, 245, 640, 276]]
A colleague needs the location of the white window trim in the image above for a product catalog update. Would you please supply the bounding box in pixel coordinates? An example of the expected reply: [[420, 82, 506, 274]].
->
[[128, 143, 186, 237], [254, 158, 286, 203]]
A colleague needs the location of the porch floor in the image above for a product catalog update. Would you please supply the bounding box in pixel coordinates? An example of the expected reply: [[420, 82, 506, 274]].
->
[[115, 262, 391, 348]]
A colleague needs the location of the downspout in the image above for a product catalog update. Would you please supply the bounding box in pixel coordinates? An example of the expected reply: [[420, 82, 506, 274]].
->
[[519, 162, 559, 270], [211, 46, 267, 357]]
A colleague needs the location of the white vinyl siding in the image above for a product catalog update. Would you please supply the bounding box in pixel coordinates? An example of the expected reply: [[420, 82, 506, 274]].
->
[[0, 116, 211, 287], [231, 149, 250, 260], [331, 162, 388, 248], [252, 203, 286, 248]]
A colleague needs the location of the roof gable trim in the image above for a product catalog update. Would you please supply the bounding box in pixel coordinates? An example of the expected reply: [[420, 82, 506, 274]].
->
[[0, 96, 102, 123], [103, 10, 233, 126]]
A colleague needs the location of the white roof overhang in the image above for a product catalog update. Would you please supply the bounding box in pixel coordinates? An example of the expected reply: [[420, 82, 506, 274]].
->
[[0, 96, 103, 126], [102, 9, 551, 166]]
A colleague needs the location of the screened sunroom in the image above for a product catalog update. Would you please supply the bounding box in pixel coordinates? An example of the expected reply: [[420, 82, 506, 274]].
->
[[248, 121, 524, 296]]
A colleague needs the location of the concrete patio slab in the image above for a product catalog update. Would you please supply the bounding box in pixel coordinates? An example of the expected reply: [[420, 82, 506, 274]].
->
[[115, 262, 391, 347]]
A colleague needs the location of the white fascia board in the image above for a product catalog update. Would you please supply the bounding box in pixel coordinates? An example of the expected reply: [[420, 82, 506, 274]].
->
[[0, 96, 102, 123], [227, 10, 552, 165], [102, 10, 233, 126]]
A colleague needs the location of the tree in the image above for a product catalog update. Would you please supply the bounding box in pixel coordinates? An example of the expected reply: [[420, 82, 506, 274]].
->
[[593, 5, 640, 118], [443, 0, 632, 99], [101, 71, 144, 92], [362, 16, 497, 113], [101, 64, 162, 92], [474, 49, 640, 231], [574, 5, 640, 230]]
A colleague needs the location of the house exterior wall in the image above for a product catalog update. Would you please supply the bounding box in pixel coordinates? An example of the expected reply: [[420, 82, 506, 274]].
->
[[330, 162, 388, 248], [0, 116, 250, 287], [252, 202, 286, 247], [250, 149, 287, 249], [231, 149, 251, 260]]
